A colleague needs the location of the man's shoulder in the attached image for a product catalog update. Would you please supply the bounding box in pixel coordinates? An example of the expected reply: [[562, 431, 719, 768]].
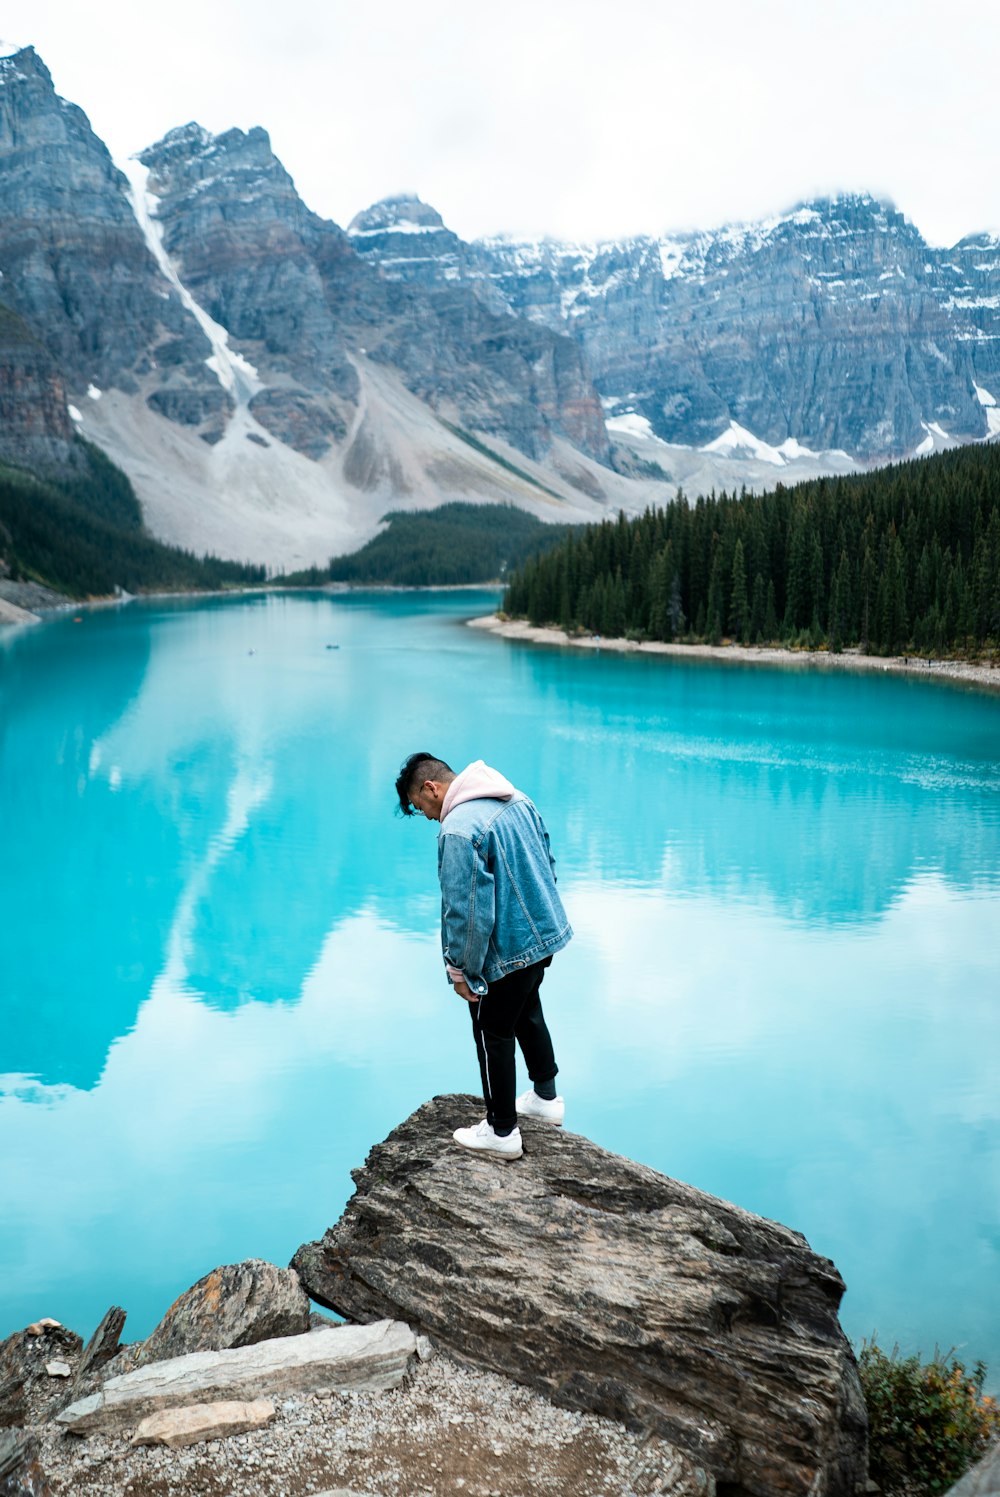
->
[[440, 791, 532, 838]]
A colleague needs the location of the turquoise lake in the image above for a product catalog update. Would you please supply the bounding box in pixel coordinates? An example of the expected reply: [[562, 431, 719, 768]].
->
[[1, 590, 998, 1383]]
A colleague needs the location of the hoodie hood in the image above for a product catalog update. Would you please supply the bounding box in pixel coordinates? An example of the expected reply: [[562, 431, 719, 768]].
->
[[440, 760, 517, 823]]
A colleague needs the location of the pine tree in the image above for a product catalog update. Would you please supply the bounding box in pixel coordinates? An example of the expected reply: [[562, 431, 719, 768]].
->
[[729, 538, 749, 642]]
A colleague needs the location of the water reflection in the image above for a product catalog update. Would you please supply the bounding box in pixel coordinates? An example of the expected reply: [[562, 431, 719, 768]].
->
[[0, 592, 998, 1378]]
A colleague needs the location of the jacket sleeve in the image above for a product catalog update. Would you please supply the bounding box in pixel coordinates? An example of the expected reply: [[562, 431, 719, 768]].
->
[[439, 832, 495, 995]]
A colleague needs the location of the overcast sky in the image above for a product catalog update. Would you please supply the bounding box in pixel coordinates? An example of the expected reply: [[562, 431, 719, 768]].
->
[[3, 0, 997, 247]]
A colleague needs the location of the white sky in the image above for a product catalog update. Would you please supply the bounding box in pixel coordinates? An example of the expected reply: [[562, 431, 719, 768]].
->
[[2, 0, 998, 247]]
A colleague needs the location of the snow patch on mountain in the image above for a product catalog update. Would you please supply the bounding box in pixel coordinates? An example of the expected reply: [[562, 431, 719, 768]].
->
[[701, 421, 787, 466], [120, 156, 261, 404], [350, 221, 440, 237], [607, 413, 671, 445]]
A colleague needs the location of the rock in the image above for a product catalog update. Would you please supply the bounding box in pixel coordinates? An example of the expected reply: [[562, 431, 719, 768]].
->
[[40, 1367, 68, 1381], [292, 1095, 867, 1497], [0, 1432, 32, 1482], [0, 1325, 82, 1429], [132, 1260, 310, 1367], [0, 1432, 51, 1497], [943, 1442, 1000, 1496], [131, 1397, 276, 1449], [55, 1321, 416, 1436], [75, 1307, 126, 1381], [309, 1312, 340, 1332]]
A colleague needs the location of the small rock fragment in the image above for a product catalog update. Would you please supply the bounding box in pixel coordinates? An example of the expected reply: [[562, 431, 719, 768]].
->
[[24, 1321, 61, 1337], [43, 1362, 71, 1378]]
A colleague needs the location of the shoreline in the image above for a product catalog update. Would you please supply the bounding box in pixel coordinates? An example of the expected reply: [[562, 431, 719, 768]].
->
[[0, 579, 501, 629], [468, 613, 1000, 695]]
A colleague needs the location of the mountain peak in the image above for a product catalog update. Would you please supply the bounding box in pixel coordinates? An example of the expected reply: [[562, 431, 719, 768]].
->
[[0, 45, 52, 87], [348, 194, 446, 237]]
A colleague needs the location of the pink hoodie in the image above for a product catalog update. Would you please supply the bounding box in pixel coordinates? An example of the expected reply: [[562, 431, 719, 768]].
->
[[440, 759, 516, 823], [440, 760, 518, 987]]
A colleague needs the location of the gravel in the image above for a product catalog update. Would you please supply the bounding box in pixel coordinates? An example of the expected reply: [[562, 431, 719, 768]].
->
[[31, 1349, 705, 1496]]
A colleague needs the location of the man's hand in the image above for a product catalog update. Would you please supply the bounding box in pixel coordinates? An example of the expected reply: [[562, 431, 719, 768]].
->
[[453, 978, 477, 1003]]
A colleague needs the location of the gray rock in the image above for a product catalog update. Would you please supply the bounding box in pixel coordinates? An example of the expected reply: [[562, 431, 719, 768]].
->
[[0, 1431, 32, 1482], [292, 1094, 867, 1497], [943, 1442, 1000, 1496], [55, 1321, 416, 1436], [74, 1307, 126, 1381], [132, 1259, 311, 1368], [0, 1323, 82, 1429], [130, 1397, 276, 1449]]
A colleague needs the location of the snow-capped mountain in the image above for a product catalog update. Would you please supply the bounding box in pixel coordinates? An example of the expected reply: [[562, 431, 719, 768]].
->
[[350, 194, 1000, 462]]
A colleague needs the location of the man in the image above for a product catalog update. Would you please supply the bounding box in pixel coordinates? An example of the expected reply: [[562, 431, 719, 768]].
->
[[395, 752, 572, 1160]]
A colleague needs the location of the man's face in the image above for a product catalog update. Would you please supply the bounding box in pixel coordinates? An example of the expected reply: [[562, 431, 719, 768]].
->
[[409, 778, 447, 821]]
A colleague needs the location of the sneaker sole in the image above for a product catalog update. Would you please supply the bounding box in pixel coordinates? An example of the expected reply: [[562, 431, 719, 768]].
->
[[453, 1140, 524, 1160]]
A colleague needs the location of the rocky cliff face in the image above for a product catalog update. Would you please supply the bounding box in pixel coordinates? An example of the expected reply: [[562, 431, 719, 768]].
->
[[136, 122, 360, 455], [137, 132, 609, 466], [354, 192, 1000, 461], [0, 302, 80, 472], [0, 49, 216, 423]]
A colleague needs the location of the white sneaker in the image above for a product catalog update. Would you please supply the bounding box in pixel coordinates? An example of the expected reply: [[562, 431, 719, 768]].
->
[[452, 1119, 523, 1159], [515, 1089, 565, 1125]]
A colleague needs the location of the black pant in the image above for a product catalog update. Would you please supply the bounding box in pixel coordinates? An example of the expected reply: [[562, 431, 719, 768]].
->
[[469, 958, 558, 1135]]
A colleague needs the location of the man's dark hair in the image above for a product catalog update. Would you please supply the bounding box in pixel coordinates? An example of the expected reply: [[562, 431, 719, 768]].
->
[[395, 752, 454, 815]]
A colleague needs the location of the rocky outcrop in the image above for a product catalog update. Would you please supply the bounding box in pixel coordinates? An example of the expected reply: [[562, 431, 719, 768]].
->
[[132, 1260, 311, 1368], [293, 1095, 868, 1497], [0, 1322, 81, 1430], [55, 1322, 417, 1436]]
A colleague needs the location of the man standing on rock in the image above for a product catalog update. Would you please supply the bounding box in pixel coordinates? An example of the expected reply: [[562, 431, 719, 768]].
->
[[395, 753, 572, 1160]]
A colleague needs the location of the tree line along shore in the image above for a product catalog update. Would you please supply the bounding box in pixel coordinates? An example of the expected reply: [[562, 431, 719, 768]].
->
[[501, 443, 1000, 662]]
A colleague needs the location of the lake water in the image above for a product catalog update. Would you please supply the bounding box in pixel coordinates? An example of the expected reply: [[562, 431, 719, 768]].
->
[[1, 590, 998, 1385]]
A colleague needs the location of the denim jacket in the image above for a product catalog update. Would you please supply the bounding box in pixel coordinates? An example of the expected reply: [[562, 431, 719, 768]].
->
[[437, 792, 573, 994]]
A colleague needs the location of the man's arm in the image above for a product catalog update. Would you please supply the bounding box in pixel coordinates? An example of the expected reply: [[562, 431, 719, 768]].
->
[[439, 832, 495, 997]]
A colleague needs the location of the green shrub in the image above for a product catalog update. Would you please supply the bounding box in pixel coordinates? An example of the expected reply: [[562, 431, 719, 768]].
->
[[858, 1339, 999, 1495]]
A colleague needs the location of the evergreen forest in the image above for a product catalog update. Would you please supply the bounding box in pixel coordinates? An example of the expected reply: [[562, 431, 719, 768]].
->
[[0, 441, 265, 597], [503, 444, 1000, 658], [286, 502, 571, 588]]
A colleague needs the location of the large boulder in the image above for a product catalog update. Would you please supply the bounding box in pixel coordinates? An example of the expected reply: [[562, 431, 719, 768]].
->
[[132, 1259, 310, 1367], [292, 1095, 868, 1497]]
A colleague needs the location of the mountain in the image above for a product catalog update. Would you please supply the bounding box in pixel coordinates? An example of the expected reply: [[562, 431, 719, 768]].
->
[[351, 194, 1000, 463], [0, 49, 623, 569], [1, 45, 998, 574]]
